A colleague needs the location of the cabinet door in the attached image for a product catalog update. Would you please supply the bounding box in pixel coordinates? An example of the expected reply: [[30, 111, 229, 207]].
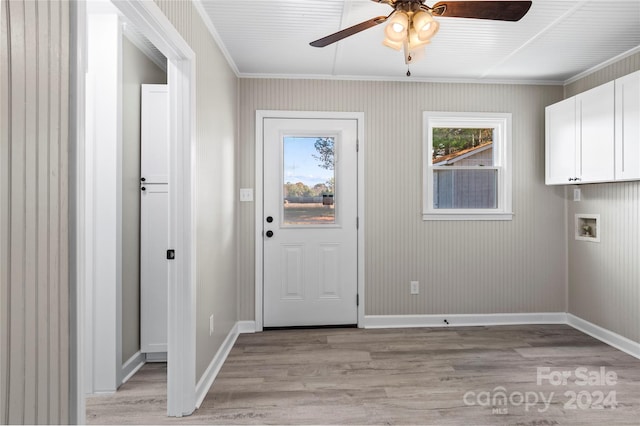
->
[[615, 70, 640, 180], [141, 84, 168, 184], [140, 185, 168, 353], [546, 97, 577, 185], [578, 81, 615, 182]]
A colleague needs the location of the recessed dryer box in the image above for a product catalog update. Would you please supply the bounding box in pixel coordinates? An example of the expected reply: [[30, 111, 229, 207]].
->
[[575, 214, 600, 242]]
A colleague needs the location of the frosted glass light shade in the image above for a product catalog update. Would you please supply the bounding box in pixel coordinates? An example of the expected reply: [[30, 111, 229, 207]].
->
[[409, 27, 430, 49], [382, 37, 403, 51], [384, 12, 409, 42], [412, 10, 439, 41]]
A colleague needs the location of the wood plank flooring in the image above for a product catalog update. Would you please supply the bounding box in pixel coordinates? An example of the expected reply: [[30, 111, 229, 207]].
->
[[86, 325, 640, 425]]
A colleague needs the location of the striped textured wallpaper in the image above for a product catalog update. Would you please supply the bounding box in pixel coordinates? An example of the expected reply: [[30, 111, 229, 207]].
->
[[565, 51, 640, 343], [154, 0, 239, 381], [238, 78, 567, 319], [1, 0, 70, 423]]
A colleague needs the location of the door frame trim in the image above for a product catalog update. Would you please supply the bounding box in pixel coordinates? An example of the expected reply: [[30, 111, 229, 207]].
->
[[75, 0, 197, 418], [254, 111, 365, 331]]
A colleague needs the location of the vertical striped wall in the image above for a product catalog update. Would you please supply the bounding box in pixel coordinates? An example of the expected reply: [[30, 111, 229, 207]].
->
[[238, 79, 567, 319], [153, 0, 238, 382], [1, 0, 70, 424], [565, 51, 640, 343], [565, 52, 640, 97]]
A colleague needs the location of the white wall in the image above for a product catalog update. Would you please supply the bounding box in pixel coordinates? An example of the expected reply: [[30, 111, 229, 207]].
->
[[565, 52, 640, 343], [85, 10, 121, 393], [238, 79, 567, 319]]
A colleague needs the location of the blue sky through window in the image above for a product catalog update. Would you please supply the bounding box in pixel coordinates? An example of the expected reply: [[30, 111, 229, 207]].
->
[[283, 136, 333, 187]]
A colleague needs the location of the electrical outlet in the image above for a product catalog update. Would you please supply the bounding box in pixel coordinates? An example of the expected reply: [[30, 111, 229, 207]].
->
[[573, 188, 581, 201], [410, 281, 419, 295], [240, 188, 253, 202], [209, 314, 214, 336]]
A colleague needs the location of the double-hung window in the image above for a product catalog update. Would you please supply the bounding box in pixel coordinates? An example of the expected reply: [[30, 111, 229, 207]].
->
[[423, 112, 513, 220]]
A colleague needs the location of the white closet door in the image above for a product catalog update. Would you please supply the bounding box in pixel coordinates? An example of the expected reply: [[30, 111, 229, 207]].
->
[[141, 84, 168, 184], [140, 84, 169, 354], [140, 184, 168, 353]]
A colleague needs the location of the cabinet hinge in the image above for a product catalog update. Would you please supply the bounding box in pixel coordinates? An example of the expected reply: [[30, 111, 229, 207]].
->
[[356, 140, 359, 152], [356, 217, 359, 229], [356, 294, 359, 306]]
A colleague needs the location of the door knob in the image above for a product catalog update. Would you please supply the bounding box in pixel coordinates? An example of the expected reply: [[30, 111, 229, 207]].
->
[[265, 230, 274, 238], [140, 177, 146, 182], [141, 186, 146, 191], [266, 216, 273, 223]]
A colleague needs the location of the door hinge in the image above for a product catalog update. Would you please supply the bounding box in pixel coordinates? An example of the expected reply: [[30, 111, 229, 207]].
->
[[356, 294, 359, 306], [356, 217, 359, 229], [166, 249, 175, 260]]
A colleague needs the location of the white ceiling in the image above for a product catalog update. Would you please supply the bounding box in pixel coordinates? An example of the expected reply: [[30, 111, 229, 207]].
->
[[197, 0, 640, 84]]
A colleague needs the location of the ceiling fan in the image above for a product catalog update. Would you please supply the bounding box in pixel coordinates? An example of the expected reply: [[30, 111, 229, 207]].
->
[[310, 0, 532, 72]]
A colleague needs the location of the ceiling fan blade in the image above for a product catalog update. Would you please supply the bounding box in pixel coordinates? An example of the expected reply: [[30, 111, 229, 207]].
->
[[310, 15, 389, 48], [432, 1, 532, 21]]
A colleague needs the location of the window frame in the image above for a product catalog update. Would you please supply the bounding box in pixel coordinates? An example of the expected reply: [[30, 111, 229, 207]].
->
[[423, 112, 513, 221]]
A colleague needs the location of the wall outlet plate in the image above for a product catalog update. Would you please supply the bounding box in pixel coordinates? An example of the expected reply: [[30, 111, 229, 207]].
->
[[410, 281, 419, 295], [240, 188, 253, 202], [209, 314, 214, 335]]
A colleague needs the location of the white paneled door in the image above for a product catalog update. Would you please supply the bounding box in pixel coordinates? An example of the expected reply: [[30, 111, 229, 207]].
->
[[263, 118, 358, 327], [140, 184, 169, 353], [140, 84, 169, 354]]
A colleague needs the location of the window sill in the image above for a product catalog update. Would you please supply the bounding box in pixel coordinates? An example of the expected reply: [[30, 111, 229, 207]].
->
[[422, 212, 513, 221]]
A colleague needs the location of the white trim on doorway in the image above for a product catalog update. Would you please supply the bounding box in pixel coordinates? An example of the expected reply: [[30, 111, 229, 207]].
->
[[76, 0, 197, 419], [254, 111, 365, 331]]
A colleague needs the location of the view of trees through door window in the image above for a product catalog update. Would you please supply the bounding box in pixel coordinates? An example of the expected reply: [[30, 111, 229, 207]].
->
[[283, 136, 336, 225]]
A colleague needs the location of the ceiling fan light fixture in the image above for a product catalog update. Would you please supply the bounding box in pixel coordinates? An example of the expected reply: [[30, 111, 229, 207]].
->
[[412, 10, 439, 41], [384, 11, 409, 42], [382, 37, 403, 51], [408, 27, 430, 49], [405, 45, 425, 64]]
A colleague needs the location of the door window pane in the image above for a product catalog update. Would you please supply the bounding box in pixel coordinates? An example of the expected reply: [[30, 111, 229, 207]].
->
[[283, 136, 335, 225]]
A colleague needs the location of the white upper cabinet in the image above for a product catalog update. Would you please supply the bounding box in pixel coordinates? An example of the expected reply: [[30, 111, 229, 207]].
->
[[545, 81, 615, 185], [577, 81, 615, 183], [546, 97, 577, 185], [615, 70, 640, 181]]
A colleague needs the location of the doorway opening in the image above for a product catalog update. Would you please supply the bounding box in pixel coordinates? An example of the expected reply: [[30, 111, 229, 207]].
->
[[74, 0, 196, 420]]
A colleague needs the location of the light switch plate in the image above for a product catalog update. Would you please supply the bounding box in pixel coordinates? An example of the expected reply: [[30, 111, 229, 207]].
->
[[240, 188, 253, 202], [573, 188, 581, 201]]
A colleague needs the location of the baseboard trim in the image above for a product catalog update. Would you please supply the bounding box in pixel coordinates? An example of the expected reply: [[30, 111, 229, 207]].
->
[[120, 351, 145, 385], [144, 352, 167, 362], [363, 312, 568, 329], [362, 313, 639, 360], [195, 322, 241, 409], [237, 320, 256, 334], [567, 314, 640, 360]]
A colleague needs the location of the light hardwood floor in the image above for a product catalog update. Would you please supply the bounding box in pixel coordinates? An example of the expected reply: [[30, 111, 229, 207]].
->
[[86, 325, 640, 425]]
